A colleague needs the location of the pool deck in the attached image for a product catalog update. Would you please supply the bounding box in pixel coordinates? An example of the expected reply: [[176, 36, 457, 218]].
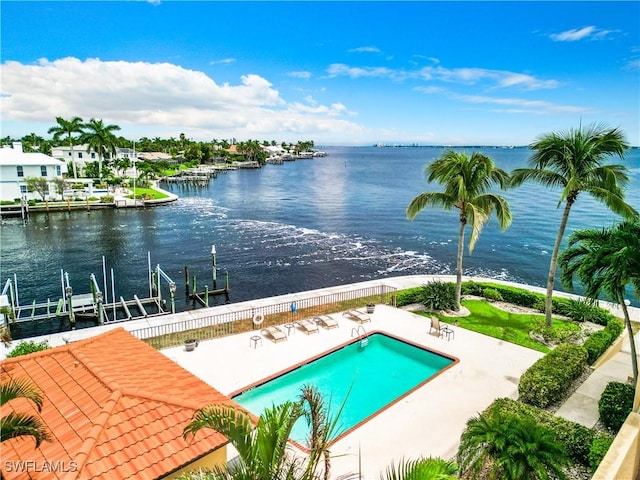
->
[[161, 303, 544, 479]]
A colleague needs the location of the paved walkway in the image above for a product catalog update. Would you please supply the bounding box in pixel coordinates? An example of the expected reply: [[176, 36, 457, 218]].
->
[[556, 333, 638, 427]]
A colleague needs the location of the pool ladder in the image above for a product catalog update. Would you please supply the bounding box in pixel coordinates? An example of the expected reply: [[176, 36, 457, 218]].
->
[[351, 325, 368, 347]]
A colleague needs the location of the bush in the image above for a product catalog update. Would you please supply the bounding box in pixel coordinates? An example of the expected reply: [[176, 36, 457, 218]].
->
[[461, 281, 484, 296], [396, 288, 422, 307], [598, 381, 634, 432], [7, 340, 50, 358], [582, 318, 623, 365], [490, 397, 612, 467], [100, 195, 114, 203], [589, 433, 614, 472], [418, 281, 456, 311], [482, 287, 503, 302], [531, 319, 582, 345], [518, 343, 588, 408]]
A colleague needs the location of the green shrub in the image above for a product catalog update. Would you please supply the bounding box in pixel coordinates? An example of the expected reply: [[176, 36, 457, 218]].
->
[[461, 281, 484, 296], [396, 288, 422, 307], [518, 343, 588, 408], [589, 433, 614, 472], [582, 318, 623, 365], [418, 281, 456, 311], [482, 287, 503, 302], [559, 298, 595, 322], [598, 381, 634, 432], [490, 397, 611, 466], [100, 195, 114, 203], [7, 340, 50, 357]]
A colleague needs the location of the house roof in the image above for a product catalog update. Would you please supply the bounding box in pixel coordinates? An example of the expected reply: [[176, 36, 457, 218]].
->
[[1, 328, 234, 480], [0, 146, 68, 167]]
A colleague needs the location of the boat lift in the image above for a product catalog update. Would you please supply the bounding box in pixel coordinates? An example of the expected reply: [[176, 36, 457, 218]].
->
[[1, 252, 177, 329]]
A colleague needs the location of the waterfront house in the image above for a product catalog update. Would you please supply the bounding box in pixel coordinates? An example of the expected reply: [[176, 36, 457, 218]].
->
[[0, 142, 67, 202], [0, 328, 233, 479], [51, 145, 136, 176]]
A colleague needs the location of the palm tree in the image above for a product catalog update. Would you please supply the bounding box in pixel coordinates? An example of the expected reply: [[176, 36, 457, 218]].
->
[[183, 385, 343, 480], [1, 377, 51, 447], [559, 220, 640, 385], [407, 150, 512, 310], [380, 457, 457, 480], [48, 116, 84, 179], [511, 123, 637, 326], [80, 118, 121, 182], [457, 409, 569, 480]]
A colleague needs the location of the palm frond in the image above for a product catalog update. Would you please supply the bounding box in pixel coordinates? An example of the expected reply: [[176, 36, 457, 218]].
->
[[1, 411, 51, 447]]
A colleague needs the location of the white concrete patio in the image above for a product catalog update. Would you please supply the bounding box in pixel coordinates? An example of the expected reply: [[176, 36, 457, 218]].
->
[[161, 304, 544, 479]]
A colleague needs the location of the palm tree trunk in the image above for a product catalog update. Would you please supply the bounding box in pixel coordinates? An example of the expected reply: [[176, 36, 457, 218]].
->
[[98, 153, 103, 182], [455, 219, 466, 310], [545, 199, 574, 326], [620, 297, 638, 387], [69, 142, 78, 179]]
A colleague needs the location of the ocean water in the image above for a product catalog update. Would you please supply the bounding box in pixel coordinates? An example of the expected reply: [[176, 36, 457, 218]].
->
[[1, 146, 639, 336]]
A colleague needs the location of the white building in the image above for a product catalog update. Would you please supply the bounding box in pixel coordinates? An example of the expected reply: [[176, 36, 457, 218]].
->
[[0, 142, 68, 202]]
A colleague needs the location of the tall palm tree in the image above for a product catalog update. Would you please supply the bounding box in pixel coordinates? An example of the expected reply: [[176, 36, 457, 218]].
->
[[559, 220, 640, 385], [457, 409, 569, 480], [1, 377, 51, 447], [80, 118, 121, 182], [48, 116, 84, 179], [407, 150, 512, 310], [183, 385, 344, 480], [511, 123, 636, 326]]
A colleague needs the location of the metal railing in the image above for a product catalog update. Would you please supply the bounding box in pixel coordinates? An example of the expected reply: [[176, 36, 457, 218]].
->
[[131, 283, 396, 349]]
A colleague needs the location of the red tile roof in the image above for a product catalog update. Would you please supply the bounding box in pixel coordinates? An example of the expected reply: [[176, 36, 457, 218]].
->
[[1, 328, 234, 479]]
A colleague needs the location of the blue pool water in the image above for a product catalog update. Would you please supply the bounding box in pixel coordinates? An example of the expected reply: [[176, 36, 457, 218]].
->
[[232, 332, 455, 444]]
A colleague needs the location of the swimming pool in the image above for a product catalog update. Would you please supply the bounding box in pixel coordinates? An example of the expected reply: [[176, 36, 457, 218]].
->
[[232, 332, 456, 444]]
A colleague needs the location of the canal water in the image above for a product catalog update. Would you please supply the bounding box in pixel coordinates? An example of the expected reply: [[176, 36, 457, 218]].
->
[[2, 146, 639, 338]]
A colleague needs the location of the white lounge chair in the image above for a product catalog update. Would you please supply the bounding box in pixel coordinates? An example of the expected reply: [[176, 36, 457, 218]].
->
[[295, 319, 320, 335], [342, 310, 371, 324], [261, 326, 287, 343], [314, 314, 339, 329]]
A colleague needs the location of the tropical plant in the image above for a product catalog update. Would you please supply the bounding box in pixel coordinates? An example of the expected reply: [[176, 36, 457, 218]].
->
[[457, 408, 570, 480], [407, 150, 512, 309], [511, 123, 637, 327], [80, 118, 121, 181], [1, 376, 51, 447], [183, 384, 345, 480], [24, 177, 49, 201], [418, 281, 457, 311], [380, 457, 457, 480], [559, 220, 640, 385], [48, 116, 84, 178], [6, 339, 50, 358]]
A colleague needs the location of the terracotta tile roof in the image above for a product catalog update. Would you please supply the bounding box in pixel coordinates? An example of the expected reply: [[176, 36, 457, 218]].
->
[[1, 328, 235, 479]]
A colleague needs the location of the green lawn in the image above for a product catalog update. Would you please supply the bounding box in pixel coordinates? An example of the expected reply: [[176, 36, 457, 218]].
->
[[127, 187, 169, 200], [433, 299, 578, 353]]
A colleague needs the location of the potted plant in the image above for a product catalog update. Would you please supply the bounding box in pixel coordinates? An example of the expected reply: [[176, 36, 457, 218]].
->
[[184, 338, 198, 352], [366, 303, 375, 314]]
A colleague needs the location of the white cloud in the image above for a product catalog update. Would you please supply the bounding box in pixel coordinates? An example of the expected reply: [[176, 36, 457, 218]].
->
[[549, 26, 617, 42], [456, 94, 590, 115], [288, 71, 312, 79], [327, 63, 558, 90], [348, 46, 381, 53], [209, 58, 236, 65], [0, 57, 364, 142]]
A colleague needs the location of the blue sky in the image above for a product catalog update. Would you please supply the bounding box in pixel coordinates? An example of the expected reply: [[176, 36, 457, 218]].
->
[[1, 1, 639, 146]]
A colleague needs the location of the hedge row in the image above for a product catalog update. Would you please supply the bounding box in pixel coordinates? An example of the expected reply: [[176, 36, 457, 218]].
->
[[518, 343, 588, 408], [582, 318, 624, 365], [461, 281, 615, 325], [598, 381, 635, 432], [490, 397, 613, 470]]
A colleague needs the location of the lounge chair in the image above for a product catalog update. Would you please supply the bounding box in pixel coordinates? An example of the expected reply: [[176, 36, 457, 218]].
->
[[295, 319, 320, 335], [261, 326, 288, 343], [314, 314, 339, 329], [342, 310, 371, 324]]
